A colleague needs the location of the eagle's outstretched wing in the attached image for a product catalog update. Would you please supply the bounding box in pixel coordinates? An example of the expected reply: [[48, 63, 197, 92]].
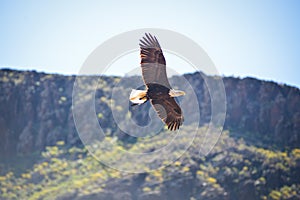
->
[[151, 97, 183, 131], [139, 33, 171, 89]]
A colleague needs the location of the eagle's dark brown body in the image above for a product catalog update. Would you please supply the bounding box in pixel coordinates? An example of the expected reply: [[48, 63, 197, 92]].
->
[[147, 83, 170, 99]]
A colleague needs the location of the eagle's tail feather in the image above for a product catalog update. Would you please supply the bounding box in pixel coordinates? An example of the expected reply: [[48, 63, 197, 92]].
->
[[129, 89, 148, 105]]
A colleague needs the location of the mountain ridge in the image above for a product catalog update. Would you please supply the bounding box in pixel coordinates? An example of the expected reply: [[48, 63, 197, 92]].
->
[[1, 68, 300, 200], [0, 69, 299, 158]]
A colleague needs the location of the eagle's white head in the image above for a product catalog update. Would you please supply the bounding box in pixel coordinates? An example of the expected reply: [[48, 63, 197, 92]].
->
[[169, 89, 186, 97]]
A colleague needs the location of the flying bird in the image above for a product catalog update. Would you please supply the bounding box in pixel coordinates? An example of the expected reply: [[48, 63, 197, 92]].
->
[[129, 33, 185, 131]]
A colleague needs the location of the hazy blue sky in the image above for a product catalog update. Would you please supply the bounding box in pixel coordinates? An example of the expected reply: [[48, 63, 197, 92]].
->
[[1, 0, 300, 87]]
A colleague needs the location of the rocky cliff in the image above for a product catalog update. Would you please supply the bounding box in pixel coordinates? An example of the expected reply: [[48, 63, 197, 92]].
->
[[0, 69, 299, 157]]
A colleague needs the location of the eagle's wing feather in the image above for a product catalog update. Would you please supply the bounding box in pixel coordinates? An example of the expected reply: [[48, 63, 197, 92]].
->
[[151, 97, 183, 131], [139, 33, 171, 89]]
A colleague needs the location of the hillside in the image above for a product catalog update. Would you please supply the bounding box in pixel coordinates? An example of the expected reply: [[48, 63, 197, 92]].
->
[[0, 69, 300, 200], [0, 69, 299, 156], [1, 129, 300, 200]]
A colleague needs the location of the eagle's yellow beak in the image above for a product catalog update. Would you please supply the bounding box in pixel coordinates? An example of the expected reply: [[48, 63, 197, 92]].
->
[[179, 91, 186, 96]]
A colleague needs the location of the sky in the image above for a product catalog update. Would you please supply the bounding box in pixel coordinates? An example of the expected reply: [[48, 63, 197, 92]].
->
[[0, 0, 300, 87]]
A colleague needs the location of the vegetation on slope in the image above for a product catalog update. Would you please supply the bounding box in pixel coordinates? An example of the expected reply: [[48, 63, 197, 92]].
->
[[1, 127, 300, 200]]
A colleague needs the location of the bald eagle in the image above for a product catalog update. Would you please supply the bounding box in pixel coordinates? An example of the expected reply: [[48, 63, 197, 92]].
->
[[129, 33, 185, 131]]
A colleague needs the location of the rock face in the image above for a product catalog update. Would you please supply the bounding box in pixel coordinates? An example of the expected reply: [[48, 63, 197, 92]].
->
[[222, 76, 300, 147], [0, 69, 76, 156], [0, 69, 299, 156]]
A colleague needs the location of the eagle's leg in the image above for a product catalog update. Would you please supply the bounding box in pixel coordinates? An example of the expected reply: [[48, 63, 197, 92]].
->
[[131, 96, 148, 106]]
